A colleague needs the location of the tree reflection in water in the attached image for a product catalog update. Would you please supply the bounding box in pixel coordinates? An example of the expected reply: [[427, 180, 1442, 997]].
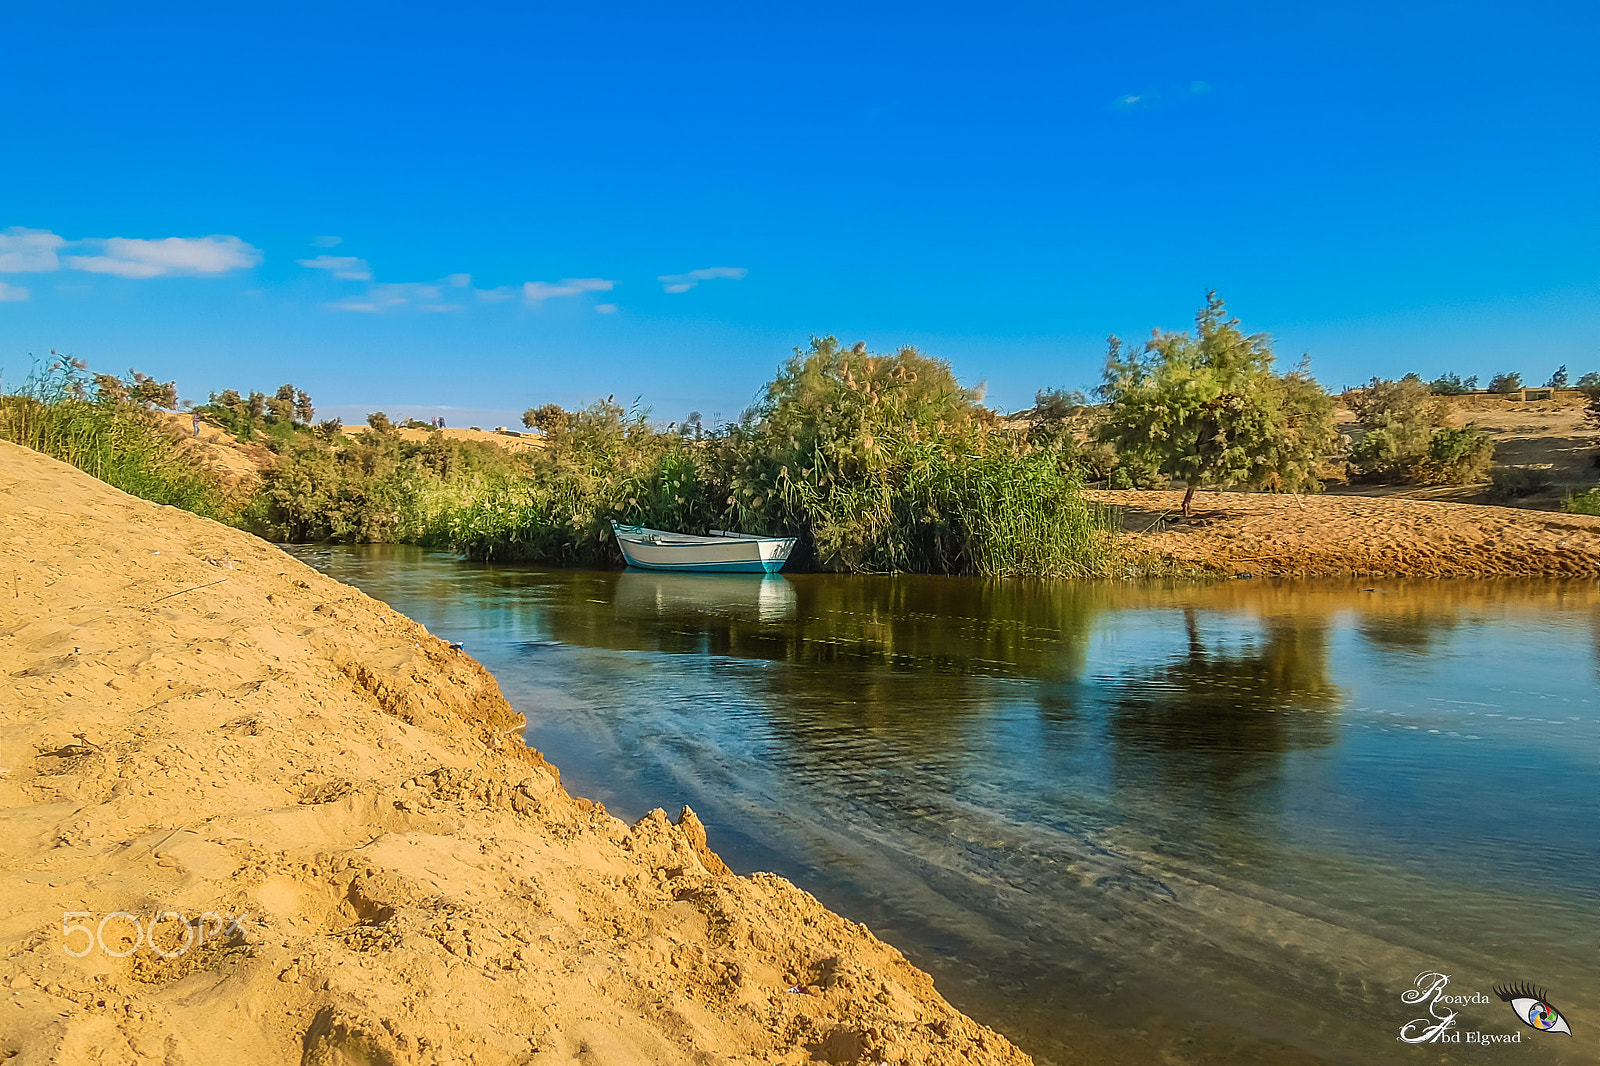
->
[[1109, 608, 1339, 799]]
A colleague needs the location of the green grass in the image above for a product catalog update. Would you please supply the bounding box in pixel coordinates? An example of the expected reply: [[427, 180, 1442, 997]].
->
[[0, 395, 237, 521]]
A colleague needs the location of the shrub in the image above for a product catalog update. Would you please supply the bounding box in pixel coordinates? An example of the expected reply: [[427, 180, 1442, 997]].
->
[[1489, 466, 1554, 501], [1027, 388, 1088, 445], [245, 425, 528, 544], [456, 339, 1118, 577], [1563, 488, 1600, 516], [1348, 375, 1493, 484], [1415, 427, 1495, 485]]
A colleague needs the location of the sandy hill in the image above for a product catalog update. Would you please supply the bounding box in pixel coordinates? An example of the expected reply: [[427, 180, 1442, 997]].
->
[[0, 440, 1028, 1066]]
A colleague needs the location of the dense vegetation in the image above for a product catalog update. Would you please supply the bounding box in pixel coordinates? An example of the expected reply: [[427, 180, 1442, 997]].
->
[[245, 414, 528, 544], [0, 355, 237, 520], [1345, 375, 1495, 485], [453, 339, 1117, 576], [10, 307, 1600, 574]]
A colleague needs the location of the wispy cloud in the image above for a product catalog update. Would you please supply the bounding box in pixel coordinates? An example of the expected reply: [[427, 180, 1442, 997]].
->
[[311, 235, 343, 247], [0, 281, 29, 302], [297, 254, 373, 281], [594, 303, 619, 314], [65, 235, 262, 278], [329, 281, 446, 314], [657, 266, 748, 293], [523, 278, 616, 303], [1114, 81, 1212, 111], [0, 227, 65, 273], [1113, 91, 1158, 110]]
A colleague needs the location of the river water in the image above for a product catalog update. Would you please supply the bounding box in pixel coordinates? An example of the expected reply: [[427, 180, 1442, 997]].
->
[[288, 546, 1598, 1066]]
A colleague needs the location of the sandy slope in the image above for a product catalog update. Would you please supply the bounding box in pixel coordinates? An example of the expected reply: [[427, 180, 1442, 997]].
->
[[344, 425, 546, 454], [0, 440, 1028, 1066], [1088, 488, 1600, 576]]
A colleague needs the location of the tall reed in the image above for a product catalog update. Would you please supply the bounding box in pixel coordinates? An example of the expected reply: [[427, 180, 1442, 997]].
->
[[1, 359, 235, 521]]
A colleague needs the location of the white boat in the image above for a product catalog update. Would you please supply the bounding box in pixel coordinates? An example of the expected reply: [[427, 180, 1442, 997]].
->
[[609, 521, 797, 573]]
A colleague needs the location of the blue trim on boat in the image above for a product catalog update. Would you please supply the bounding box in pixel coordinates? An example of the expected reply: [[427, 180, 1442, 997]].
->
[[621, 557, 785, 574]]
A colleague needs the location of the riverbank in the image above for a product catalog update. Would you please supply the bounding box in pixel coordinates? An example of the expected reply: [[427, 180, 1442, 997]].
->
[[0, 440, 1030, 1065], [1088, 488, 1600, 576]]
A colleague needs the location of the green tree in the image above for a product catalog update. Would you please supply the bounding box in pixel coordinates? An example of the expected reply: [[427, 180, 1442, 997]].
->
[[1428, 372, 1478, 395], [522, 403, 570, 432], [1546, 365, 1569, 388], [1487, 372, 1523, 394], [1095, 293, 1337, 515]]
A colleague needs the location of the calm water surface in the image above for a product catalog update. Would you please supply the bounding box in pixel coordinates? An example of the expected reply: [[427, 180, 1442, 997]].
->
[[288, 546, 1599, 1066]]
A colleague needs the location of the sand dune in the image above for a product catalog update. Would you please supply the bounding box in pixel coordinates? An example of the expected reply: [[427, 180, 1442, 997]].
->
[[0, 440, 1028, 1066]]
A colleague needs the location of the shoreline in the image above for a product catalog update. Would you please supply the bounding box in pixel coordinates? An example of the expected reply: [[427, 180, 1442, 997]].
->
[[0, 440, 1031, 1065], [1087, 488, 1600, 577]]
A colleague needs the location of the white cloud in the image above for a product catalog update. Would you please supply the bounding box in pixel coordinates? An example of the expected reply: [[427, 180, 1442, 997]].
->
[[0, 281, 30, 302], [297, 254, 373, 281], [329, 281, 444, 313], [312, 235, 343, 247], [523, 278, 616, 303], [657, 266, 748, 293], [445, 273, 472, 288], [476, 286, 517, 303], [66, 235, 262, 278], [594, 303, 619, 314], [0, 227, 65, 273]]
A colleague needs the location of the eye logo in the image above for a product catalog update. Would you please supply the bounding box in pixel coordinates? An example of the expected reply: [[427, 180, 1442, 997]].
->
[[1493, 982, 1572, 1036]]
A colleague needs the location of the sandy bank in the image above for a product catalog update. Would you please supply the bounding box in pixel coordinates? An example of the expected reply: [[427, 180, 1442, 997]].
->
[[1088, 488, 1600, 576], [0, 440, 1029, 1066]]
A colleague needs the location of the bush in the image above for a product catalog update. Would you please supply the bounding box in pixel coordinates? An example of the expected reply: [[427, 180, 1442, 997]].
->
[[1563, 488, 1600, 516], [1487, 372, 1523, 394], [245, 426, 528, 544], [714, 337, 1113, 575], [1348, 375, 1493, 484], [1489, 466, 1554, 501], [1, 356, 237, 521], [1414, 427, 1495, 485], [454, 339, 1118, 577]]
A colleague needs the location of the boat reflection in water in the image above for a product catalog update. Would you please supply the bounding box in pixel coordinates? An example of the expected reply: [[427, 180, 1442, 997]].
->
[[613, 569, 798, 623]]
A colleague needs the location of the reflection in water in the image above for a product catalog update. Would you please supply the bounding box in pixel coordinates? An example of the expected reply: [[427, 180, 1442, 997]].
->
[[613, 571, 797, 622], [1109, 610, 1338, 817], [287, 547, 1600, 1066]]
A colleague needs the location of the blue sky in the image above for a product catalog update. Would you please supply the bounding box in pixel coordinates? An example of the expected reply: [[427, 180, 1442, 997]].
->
[[2, 1, 1596, 427]]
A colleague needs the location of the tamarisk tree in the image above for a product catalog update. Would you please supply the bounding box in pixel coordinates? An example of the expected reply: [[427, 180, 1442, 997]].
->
[[1096, 292, 1336, 515]]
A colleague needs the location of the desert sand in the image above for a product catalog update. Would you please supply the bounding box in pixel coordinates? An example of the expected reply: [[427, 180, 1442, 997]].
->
[[1088, 488, 1600, 576], [343, 424, 547, 454], [0, 440, 1028, 1066]]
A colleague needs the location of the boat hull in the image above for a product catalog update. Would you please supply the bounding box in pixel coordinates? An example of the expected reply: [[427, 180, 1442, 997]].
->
[[611, 522, 796, 574]]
